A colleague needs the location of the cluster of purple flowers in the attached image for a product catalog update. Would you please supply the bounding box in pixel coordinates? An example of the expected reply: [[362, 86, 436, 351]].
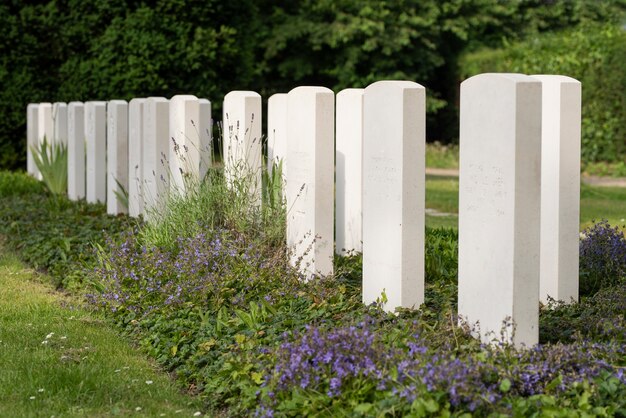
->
[[260, 320, 626, 415], [579, 220, 626, 295], [88, 229, 284, 317]]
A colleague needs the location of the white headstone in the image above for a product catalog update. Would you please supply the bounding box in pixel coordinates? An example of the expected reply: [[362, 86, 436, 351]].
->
[[267, 93, 288, 173], [143, 97, 170, 219], [85, 101, 107, 204], [38, 102, 53, 147], [26, 104, 39, 178], [198, 98, 212, 180], [128, 99, 145, 217], [52, 102, 68, 145], [458, 73, 542, 347], [169, 95, 200, 193], [362, 81, 425, 311], [286, 86, 335, 279], [107, 100, 129, 214], [532, 75, 581, 304], [67, 102, 85, 200], [336, 88, 364, 255], [222, 91, 262, 201]]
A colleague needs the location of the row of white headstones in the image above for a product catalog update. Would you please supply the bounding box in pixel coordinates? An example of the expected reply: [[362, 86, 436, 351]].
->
[[26, 73, 580, 347]]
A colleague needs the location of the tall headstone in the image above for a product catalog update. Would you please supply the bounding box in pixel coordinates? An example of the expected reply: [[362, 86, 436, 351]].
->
[[458, 73, 542, 347], [169, 95, 200, 193], [52, 102, 68, 145], [222, 91, 262, 202], [285, 86, 334, 279], [26, 104, 39, 178], [198, 99, 212, 180], [85, 101, 107, 204], [336, 88, 364, 255], [107, 100, 129, 214], [128, 99, 145, 217], [67, 102, 85, 200], [267, 93, 288, 173], [362, 81, 425, 311], [143, 97, 170, 219], [38, 102, 54, 145], [532, 75, 581, 304]]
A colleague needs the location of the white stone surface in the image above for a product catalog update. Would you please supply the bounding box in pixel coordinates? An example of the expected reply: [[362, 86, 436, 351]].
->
[[222, 91, 262, 202], [143, 97, 170, 219], [128, 99, 145, 217], [532, 75, 581, 304], [26, 104, 39, 178], [285, 86, 334, 279], [67, 102, 85, 200], [106, 100, 129, 215], [169, 95, 200, 194], [458, 73, 542, 347], [85, 101, 107, 204], [362, 81, 425, 312], [38, 102, 54, 147], [336, 88, 364, 255], [198, 98, 212, 180], [52, 102, 68, 145], [267, 93, 288, 173]]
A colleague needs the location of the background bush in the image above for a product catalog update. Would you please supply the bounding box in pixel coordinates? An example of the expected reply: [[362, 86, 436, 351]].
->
[[3, 0, 626, 170], [461, 23, 626, 163]]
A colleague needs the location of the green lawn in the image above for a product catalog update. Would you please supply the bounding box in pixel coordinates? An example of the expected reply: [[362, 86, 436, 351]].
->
[[425, 176, 626, 230], [0, 247, 202, 418]]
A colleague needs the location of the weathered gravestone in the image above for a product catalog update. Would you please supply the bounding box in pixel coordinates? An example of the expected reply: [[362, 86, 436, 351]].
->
[[267, 93, 288, 174], [107, 100, 128, 215], [362, 81, 425, 311], [85, 101, 107, 204], [142, 97, 169, 219], [222, 91, 262, 203], [128, 98, 145, 217], [170, 95, 200, 194], [52, 102, 68, 145], [38, 102, 54, 151], [67, 102, 85, 200], [458, 73, 542, 347], [198, 98, 212, 180], [26, 104, 39, 178], [532, 75, 581, 304], [286, 86, 334, 279], [336, 88, 364, 255]]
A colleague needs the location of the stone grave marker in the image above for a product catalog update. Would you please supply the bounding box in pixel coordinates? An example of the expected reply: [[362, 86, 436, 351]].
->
[[532, 75, 582, 304], [170, 95, 200, 194], [85, 101, 107, 204], [26, 104, 39, 178], [458, 73, 542, 347], [267, 93, 288, 174], [142, 97, 169, 219], [336, 88, 364, 255], [52, 102, 68, 145], [198, 98, 212, 180], [107, 100, 128, 214], [223, 91, 262, 202], [128, 99, 145, 217], [67, 102, 85, 200], [286, 86, 334, 279], [362, 81, 425, 312]]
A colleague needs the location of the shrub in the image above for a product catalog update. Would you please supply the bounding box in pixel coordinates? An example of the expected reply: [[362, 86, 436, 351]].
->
[[31, 137, 67, 195], [461, 23, 626, 163], [0, 170, 45, 197], [579, 220, 626, 296]]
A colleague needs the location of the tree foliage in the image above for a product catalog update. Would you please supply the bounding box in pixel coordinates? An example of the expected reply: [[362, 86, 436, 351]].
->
[[2, 0, 626, 170]]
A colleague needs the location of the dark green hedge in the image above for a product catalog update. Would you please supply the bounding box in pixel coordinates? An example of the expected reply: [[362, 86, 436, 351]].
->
[[460, 23, 626, 163]]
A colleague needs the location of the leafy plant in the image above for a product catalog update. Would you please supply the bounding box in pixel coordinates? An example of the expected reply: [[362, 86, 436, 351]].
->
[[31, 136, 67, 195], [579, 220, 626, 296]]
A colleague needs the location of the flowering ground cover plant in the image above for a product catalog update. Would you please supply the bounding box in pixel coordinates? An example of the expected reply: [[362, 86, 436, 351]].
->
[[3, 171, 626, 416]]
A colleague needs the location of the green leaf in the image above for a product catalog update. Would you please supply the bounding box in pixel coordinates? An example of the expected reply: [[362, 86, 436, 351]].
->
[[499, 378, 511, 393]]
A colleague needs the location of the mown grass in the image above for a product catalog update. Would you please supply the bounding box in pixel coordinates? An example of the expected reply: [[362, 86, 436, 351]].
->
[[425, 176, 626, 230], [425, 142, 459, 169], [0, 245, 202, 418]]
